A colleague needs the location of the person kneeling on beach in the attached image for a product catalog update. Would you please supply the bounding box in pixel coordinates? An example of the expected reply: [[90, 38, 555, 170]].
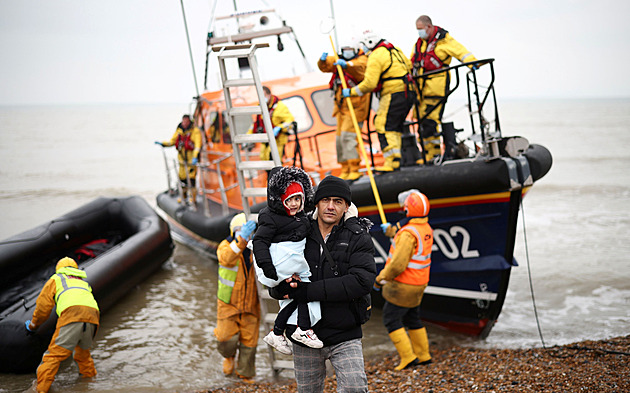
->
[[253, 166, 323, 354]]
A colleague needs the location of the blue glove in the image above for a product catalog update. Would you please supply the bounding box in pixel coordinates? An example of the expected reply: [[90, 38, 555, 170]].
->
[[335, 59, 347, 69], [154, 141, 163, 146], [25, 320, 34, 333], [239, 220, 256, 240], [373, 283, 381, 292], [380, 223, 391, 233], [320, 52, 328, 61], [342, 88, 351, 98], [472, 64, 479, 70], [273, 126, 282, 137], [191, 157, 198, 165]]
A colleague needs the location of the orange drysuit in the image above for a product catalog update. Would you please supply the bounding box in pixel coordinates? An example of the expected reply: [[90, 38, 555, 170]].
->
[[29, 257, 100, 393], [214, 235, 260, 378]]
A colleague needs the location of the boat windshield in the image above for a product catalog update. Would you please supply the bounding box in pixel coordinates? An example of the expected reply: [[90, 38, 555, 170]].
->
[[311, 89, 336, 127], [282, 95, 314, 133]]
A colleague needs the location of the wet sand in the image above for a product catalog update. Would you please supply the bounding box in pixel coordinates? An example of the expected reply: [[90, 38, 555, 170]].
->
[[198, 335, 629, 393]]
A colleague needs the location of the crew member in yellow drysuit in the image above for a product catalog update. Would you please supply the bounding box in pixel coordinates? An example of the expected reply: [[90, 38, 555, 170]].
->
[[25, 257, 100, 393], [155, 114, 203, 202], [411, 15, 477, 163], [343, 30, 415, 172], [377, 190, 433, 370], [318, 42, 370, 180], [248, 86, 295, 162], [214, 213, 260, 381]]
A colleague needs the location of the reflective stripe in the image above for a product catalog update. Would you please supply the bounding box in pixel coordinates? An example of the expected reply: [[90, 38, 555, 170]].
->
[[218, 276, 235, 287], [55, 274, 91, 303], [410, 253, 431, 262], [229, 240, 240, 254], [461, 53, 473, 62], [51, 267, 98, 316], [408, 261, 430, 270], [217, 263, 238, 304], [383, 147, 401, 157]]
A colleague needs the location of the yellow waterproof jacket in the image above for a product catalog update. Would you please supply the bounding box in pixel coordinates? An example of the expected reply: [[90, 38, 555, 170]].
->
[[376, 217, 432, 308], [411, 31, 477, 98], [247, 97, 295, 149], [216, 236, 260, 320], [162, 125, 202, 164], [354, 45, 412, 97], [31, 270, 100, 330], [318, 54, 370, 122]]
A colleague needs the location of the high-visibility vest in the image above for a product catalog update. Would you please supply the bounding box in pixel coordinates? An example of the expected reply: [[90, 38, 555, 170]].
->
[[52, 266, 99, 316], [217, 262, 238, 304], [385, 221, 433, 286]]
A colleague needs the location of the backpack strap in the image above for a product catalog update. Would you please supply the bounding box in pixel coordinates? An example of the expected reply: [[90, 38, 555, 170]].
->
[[314, 224, 340, 277]]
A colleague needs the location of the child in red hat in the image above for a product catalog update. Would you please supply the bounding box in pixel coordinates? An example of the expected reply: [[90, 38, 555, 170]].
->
[[253, 166, 323, 354]]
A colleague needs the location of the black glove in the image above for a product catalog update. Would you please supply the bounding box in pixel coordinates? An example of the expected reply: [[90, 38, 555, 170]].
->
[[262, 265, 278, 281], [289, 281, 310, 303], [268, 279, 295, 300]]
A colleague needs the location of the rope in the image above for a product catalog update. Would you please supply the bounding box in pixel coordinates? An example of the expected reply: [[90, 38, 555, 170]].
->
[[520, 198, 547, 348], [179, 0, 200, 98], [521, 201, 629, 357]]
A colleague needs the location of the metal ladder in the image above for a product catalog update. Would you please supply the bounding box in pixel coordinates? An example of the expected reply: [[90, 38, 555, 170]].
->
[[214, 43, 293, 376]]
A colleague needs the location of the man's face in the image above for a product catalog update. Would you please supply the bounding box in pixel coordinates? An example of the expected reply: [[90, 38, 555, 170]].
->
[[317, 197, 348, 225], [182, 117, 191, 128]]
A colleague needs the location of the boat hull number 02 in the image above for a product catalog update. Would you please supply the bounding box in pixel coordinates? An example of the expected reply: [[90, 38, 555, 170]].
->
[[432, 226, 480, 259]]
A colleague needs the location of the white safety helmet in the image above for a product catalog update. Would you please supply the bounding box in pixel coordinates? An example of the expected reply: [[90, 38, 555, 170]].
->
[[339, 41, 358, 60], [359, 30, 382, 51]]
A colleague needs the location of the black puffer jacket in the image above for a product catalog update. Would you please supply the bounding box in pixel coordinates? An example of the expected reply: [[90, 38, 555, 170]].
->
[[252, 166, 314, 275], [274, 214, 376, 346]]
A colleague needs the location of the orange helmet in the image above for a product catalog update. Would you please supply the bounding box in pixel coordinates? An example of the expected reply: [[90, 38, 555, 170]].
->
[[398, 189, 430, 217]]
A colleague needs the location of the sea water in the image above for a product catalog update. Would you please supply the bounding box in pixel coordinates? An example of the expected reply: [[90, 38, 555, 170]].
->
[[0, 99, 629, 392]]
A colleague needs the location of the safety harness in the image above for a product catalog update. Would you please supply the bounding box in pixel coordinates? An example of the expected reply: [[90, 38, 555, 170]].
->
[[330, 69, 360, 109], [411, 26, 448, 73], [253, 95, 279, 133], [372, 40, 414, 95]]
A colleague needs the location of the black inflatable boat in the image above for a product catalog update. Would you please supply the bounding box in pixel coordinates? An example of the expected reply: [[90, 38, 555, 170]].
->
[[0, 196, 173, 373]]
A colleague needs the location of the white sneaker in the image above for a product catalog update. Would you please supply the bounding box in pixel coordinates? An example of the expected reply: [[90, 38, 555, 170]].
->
[[291, 327, 324, 349], [263, 331, 293, 355]]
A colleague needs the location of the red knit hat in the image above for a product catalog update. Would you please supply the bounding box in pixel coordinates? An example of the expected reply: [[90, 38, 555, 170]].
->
[[282, 182, 305, 215]]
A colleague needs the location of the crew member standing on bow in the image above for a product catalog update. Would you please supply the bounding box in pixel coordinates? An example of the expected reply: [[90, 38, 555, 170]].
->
[[318, 42, 370, 180], [342, 30, 416, 172], [24, 257, 100, 393], [377, 189, 433, 370], [214, 214, 260, 382], [411, 15, 477, 163], [248, 86, 295, 162], [155, 114, 203, 203]]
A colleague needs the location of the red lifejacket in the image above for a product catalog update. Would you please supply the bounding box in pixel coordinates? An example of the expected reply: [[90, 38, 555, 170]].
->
[[253, 95, 279, 133], [328, 70, 360, 91], [372, 40, 413, 94], [175, 124, 195, 151], [411, 26, 448, 73]]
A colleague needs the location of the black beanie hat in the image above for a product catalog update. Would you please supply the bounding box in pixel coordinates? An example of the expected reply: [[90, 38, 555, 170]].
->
[[314, 176, 352, 204]]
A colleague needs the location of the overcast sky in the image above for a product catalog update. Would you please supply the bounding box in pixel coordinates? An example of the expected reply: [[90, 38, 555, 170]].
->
[[1, 0, 629, 105]]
